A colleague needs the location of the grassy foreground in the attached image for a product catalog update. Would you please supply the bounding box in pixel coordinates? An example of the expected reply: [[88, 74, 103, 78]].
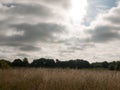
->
[[0, 68, 120, 90]]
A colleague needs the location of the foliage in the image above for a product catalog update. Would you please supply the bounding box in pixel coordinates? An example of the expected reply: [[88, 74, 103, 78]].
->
[[12, 58, 29, 67], [0, 58, 120, 71], [30, 58, 55, 68], [0, 59, 11, 69]]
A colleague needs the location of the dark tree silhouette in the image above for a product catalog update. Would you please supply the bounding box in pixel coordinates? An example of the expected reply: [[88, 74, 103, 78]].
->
[[12, 59, 24, 67], [0, 57, 120, 71], [23, 58, 29, 67], [30, 58, 55, 68]]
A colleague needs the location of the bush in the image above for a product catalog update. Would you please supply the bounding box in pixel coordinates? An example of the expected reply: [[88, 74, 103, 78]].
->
[[0, 60, 11, 69]]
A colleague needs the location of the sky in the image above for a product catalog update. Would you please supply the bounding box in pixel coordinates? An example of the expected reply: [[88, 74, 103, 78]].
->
[[0, 0, 120, 62]]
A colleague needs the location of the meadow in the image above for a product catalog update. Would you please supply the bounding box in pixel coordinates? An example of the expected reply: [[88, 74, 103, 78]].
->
[[0, 68, 120, 90]]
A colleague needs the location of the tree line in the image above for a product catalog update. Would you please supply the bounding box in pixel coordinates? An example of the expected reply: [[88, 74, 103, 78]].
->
[[0, 58, 120, 70]]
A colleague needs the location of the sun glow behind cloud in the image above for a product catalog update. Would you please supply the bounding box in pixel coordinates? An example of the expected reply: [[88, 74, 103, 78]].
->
[[67, 0, 88, 24]]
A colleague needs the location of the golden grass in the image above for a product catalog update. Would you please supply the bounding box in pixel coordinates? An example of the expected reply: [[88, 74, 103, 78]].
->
[[0, 68, 120, 90]]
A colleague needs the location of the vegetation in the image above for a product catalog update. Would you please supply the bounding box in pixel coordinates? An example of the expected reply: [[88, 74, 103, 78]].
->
[[0, 58, 120, 70], [0, 60, 11, 69], [1, 58, 120, 90], [0, 68, 120, 90]]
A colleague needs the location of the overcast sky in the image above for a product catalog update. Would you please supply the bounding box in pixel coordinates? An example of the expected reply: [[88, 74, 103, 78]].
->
[[0, 0, 120, 62]]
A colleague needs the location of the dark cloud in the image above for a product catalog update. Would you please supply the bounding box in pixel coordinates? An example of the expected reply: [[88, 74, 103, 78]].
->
[[43, 0, 70, 9], [106, 16, 120, 24], [0, 22, 66, 48], [19, 45, 41, 51], [86, 5, 120, 43], [104, 7, 120, 24], [0, 1, 67, 54], [2, 3, 15, 8], [10, 22, 66, 42], [88, 25, 120, 42], [1, 3, 53, 17]]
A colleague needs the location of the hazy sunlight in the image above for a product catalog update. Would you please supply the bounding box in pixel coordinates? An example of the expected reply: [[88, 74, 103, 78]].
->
[[68, 0, 88, 24]]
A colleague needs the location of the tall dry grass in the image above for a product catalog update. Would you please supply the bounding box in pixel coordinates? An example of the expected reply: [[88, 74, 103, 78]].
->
[[0, 68, 120, 90]]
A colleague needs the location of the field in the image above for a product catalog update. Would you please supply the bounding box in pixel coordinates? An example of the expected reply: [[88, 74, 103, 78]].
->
[[0, 68, 120, 90]]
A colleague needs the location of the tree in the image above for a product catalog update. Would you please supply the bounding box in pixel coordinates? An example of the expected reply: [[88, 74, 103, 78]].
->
[[12, 59, 24, 67], [23, 58, 29, 67], [30, 58, 55, 68], [102, 61, 109, 68], [0, 59, 11, 69], [108, 64, 115, 70]]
